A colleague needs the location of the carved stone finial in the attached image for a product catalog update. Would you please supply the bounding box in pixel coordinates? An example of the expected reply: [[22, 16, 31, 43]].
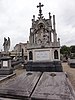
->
[[58, 38, 60, 41], [53, 15, 56, 32], [33, 15, 35, 20], [49, 12, 51, 19], [37, 2, 44, 18]]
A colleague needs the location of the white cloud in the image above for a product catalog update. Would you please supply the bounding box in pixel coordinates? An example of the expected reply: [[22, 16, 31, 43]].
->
[[0, 0, 75, 51]]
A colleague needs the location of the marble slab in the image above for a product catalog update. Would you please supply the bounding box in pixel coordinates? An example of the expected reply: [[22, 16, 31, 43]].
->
[[31, 72, 75, 100], [0, 71, 41, 99]]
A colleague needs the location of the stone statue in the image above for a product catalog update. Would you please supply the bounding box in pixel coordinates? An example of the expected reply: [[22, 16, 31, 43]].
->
[[3, 37, 10, 52]]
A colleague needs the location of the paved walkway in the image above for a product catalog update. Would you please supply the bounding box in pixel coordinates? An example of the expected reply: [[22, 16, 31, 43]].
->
[[62, 63, 75, 90]]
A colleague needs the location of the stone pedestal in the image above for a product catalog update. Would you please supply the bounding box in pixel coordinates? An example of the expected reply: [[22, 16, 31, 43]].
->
[[26, 61, 63, 72], [0, 56, 13, 75]]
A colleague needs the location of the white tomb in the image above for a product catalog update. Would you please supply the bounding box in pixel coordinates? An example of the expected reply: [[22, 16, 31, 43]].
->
[[26, 3, 62, 72]]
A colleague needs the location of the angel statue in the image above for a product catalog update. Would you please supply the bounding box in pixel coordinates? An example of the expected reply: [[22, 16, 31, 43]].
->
[[3, 37, 10, 52]]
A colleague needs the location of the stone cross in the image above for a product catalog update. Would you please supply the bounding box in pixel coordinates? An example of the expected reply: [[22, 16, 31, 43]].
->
[[37, 3, 44, 18]]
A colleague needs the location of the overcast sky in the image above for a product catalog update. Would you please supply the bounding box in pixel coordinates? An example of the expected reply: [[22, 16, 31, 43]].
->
[[0, 0, 75, 51]]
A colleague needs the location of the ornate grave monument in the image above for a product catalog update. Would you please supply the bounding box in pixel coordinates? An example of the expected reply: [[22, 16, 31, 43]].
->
[[26, 3, 62, 72], [0, 37, 13, 75], [0, 3, 75, 100]]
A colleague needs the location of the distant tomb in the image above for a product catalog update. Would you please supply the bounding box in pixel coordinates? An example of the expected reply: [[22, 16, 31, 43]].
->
[[68, 58, 75, 68], [26, 3, 62, 72]]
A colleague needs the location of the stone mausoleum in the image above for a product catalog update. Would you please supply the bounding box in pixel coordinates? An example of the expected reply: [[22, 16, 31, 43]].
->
[[26, 3, 62, 72]]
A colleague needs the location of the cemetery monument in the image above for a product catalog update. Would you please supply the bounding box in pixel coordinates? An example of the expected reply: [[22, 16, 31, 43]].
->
[[0, 3, 75, 100], [26, 3, 62, 72], [0, 37, 13, 75]]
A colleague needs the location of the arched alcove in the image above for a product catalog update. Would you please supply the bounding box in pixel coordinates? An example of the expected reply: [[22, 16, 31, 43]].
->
[[29, 51, 33, 60], [54, 50, 59, 59]]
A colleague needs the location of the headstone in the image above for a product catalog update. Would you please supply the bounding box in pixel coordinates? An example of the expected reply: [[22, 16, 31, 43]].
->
[[0, 37, 13, 75], [0, 56, 13, 75]]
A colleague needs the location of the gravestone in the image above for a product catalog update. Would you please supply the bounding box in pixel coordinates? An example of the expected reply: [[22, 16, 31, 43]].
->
[[0, 56, 13, 75], [0, 37, 13, 75]]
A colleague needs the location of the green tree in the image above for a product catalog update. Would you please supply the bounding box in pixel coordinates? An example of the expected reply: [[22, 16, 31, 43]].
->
[[70, 45, 75, 53], [60, 45, 70, 57], [70, 45, 75, 58]]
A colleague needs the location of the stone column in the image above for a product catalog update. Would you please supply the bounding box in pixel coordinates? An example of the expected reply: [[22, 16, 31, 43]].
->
[[49, 31, 52, 42], [33, 34, 34, 43], [53, 32, 57, 42], [49, 12, 52, 28], [53, 15, 57, 42], [33, 34, 35, 44], [53, 15, 55, 31]]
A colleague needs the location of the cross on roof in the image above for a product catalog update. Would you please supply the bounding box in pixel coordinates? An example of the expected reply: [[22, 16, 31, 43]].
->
[[37, 3, 44, 18]]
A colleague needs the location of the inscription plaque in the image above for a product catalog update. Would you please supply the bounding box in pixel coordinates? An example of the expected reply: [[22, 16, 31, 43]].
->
[[35, 50, 50, 61], [3, 61, 8, 67]]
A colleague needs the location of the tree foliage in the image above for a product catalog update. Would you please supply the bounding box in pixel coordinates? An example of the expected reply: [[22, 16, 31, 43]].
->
[[70, 45, 75, 53], [60, 45, 75, 58], [60, 45, 70, 55]]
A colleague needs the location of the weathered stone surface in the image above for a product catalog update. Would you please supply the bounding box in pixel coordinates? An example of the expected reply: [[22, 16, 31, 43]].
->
[[68, 59, 75, 68], [0, 72, 75, 100], [26, 61, 63, 72], [0, 97, 19, 100], [0, 71, 41, 99], [0, 68, 13, 75], [31, 72, 75, 100]]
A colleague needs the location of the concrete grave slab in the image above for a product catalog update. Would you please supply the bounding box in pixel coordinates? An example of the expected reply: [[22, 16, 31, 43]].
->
[[31, 72, 75, 100], [0, 71, 42, 99]]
